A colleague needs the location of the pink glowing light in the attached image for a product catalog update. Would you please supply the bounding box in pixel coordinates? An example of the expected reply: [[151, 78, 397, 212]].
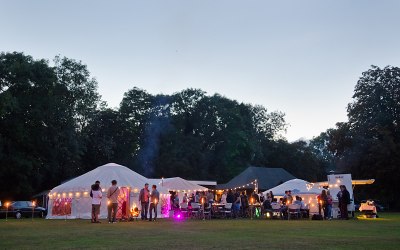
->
[[174, 212, 184, 221]]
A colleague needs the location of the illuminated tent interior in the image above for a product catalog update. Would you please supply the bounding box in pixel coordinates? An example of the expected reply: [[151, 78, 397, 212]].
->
[[47, 163, 170, 219]]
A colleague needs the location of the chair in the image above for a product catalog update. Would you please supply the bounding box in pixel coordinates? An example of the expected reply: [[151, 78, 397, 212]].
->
[[288, 204, 301, 220], [180, 203, 189, 218], [190, 203, 200, 219], [223, 203, 233, 219], [271, 203, 282, 219], [203, 204, 212, 220]]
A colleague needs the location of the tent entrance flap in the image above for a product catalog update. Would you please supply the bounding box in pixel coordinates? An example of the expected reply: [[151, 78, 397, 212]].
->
[[116, 187, 130, 220]]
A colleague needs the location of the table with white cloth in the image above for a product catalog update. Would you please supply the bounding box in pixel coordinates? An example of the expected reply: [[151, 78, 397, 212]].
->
[[211, 203, 226, 218]]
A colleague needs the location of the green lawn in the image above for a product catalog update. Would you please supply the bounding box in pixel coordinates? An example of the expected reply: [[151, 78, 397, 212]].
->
[[1, 213, 399, 249]]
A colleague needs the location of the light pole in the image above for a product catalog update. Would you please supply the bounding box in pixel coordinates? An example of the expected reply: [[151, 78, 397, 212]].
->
[[5, 202, 9, 221], [64, 202, 68, 221], [250, 198, 254, 220], [32, 201, 36, 221]]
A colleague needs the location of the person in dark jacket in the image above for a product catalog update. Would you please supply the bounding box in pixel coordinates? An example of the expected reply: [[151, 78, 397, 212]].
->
[[337, 185, 350, 220], [226, 190, 235, 204], [139, 183, 150, 220], [149, 185, 160, 221]]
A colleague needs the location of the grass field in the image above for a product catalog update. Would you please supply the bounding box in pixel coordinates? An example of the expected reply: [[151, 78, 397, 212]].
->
[[1, 213, 400, 249]]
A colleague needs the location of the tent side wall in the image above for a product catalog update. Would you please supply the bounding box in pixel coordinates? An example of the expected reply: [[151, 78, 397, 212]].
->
[[46, 190, 171, 219]]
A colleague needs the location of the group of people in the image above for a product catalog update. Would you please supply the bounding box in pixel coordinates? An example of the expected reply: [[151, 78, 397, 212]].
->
[[261, 191, 309, 219], [89, 181, 352, 222], [90, 180, 160, 223], [90, 179, 121, 223], [317, 185, 350, 220], [316, 185, 350, 220], [170, 191, 215, 210], [318, 189, 333, 220], [138, 183, 160, 221]]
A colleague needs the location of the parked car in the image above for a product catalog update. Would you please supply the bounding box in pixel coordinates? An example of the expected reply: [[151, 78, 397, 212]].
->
[[0, 201, 47, 219]]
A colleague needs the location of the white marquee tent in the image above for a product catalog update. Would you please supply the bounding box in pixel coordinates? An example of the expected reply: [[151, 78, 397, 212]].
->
[[262, 178, 321, 197], [150, 177, 208, 192], [150, 177, 208, 203], [47, 163, 170, 219], [262, 178, 323, 215]]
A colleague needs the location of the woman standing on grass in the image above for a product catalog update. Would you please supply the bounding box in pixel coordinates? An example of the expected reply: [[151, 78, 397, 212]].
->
[[326, 190, 333, 220], [91, 183, 102, 223]]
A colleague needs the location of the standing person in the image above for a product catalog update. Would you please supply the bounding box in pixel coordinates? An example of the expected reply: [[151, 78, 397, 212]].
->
[[240, 192, 248, 217], [221, 191, 227, 204], [268, 191, 274, 202], [182, 193, 188, 203], [170, 192, 176, 210], [91, 183, 102, 223], [259, 192, 265, 203], [90, 180, 101, 198], [287, 190, 293, 205], [338, 185, 350, 220], [206, 191, 214, 204], [139, 183, 150, 220], [226, 190, 234, 204], [107, 180, 120, 223], [326, 190, 333, 220], [174, 192, 180, 209], [149, 185, 160, 221], [233, 191, 241, 218], [320, 190, 328, 219]]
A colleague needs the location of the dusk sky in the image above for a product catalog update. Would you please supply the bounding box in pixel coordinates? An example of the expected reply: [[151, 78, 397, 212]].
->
[[1, 0, 400, 141]]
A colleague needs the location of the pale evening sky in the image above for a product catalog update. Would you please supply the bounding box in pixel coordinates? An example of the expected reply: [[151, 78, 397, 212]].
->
[[1, 0, 400, 141]]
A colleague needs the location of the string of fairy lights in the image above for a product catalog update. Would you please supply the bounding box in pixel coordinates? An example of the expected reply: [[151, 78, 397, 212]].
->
[[48, 179, 259, 199], [209, 179, 258, 193]]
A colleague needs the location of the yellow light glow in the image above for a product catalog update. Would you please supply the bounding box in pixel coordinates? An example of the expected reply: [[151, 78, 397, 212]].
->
[[62, 193, 66, 197], [32, 201, 36, 207], [75, 192, 80, 197], [102, 188, 106, 192], [68, 193, 73, 197]]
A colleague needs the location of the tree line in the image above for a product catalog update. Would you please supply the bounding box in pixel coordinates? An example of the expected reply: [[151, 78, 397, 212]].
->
[[1, 52, 398, 209], [310, 65, 400, 209]]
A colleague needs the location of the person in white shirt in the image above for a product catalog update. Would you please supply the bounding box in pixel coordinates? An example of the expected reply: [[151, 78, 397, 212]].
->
[[91, 183, 102, 223], [220, 191, 227, 204]]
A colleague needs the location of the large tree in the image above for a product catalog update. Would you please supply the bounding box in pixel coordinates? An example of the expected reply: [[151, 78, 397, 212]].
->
[[0, 52, 100, 199], [328, 66, 400, 208]]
